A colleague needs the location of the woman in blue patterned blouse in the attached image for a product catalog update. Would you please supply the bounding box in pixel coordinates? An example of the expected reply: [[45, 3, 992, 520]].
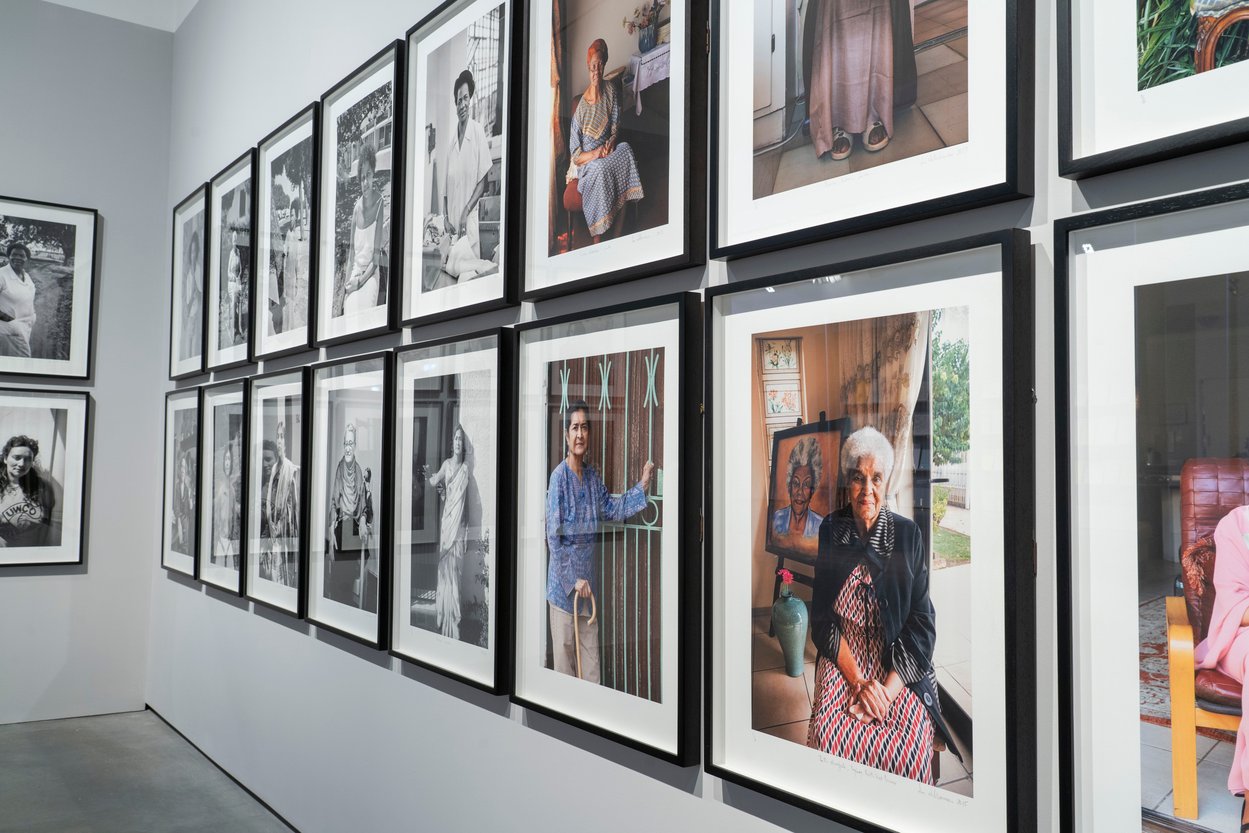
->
[[545, 400, 654, 682]]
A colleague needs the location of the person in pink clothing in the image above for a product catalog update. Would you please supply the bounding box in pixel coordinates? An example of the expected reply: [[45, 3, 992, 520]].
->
[[1194, 504, 1249, 830]]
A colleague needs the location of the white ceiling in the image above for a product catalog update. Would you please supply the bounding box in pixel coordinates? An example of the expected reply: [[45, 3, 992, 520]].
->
[[40, 0, 199, 32]]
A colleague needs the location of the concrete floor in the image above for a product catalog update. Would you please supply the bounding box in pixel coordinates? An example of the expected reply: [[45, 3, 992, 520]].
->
[[0, 710, 290, 833]]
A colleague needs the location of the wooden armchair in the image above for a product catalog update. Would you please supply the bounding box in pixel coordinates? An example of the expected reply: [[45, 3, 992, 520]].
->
[[1193, 0, 1249, 73], [1166, 457, 1249, 819]]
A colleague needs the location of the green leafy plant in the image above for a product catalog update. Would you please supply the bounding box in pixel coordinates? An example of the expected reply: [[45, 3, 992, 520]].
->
[[931, 335, 970, 468], [933, 484, 950, 527], [1137, 0, 1249, 90]]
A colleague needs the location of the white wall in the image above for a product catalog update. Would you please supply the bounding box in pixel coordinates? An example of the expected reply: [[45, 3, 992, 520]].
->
[[126, 2, 1249, 833], [0, 0, 171, 725]]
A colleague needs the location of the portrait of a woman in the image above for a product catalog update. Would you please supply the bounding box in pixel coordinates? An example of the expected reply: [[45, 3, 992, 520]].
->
[[568, 38, 643, 244], [1193, 505, 1249, 830], [545, 400, 653, 682], [213, 443, 239, 568], [444, 70, 492, 262], [772, 436, 824, 545], [0, 242, 38, 359], [424, 424, 472, 640], [181, 230, 203, 361], [806, 426, 956, 783], [327, 423, 376, 610], [342, 144, 385, 316], [0, 434, 55, 548]]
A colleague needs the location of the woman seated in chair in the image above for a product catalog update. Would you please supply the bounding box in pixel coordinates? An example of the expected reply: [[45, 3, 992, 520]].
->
[[1194, 505, 1249, 829], [567, 38, 643, 244]]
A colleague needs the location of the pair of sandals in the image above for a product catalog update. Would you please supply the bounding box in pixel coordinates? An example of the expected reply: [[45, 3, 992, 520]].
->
[[829, 121, 890, 161]]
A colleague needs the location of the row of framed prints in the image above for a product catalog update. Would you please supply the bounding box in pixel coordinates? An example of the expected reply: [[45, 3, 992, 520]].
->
[[161, 230, 1037, 833]]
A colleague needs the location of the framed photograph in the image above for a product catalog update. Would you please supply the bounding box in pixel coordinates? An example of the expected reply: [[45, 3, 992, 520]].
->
[[307, 352, 392, 647], [253, 104, 319, 361], [206, 151, 257, 371], [170, 185, 208, 379], [712, 1, 1034, 259], [1057, 184, 1249, 832], [0, 196, 98, 380], [245, 368, 308, 616], [0, 388, 89, 567], [705, 232, 1035, 832], [401, 0, 522, 326], [520, 0, 708, 299], [315, 43, 404, 346], [512, 293, 701, 763], [391, 329, 513, 691], [199, 380, 247, 593], [162, 388, 200, 576], [1059, 0, 1249, 177]]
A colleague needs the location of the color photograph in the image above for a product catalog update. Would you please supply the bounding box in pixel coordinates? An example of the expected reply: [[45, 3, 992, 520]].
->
[[1137, 0, 1249, 90], [753, 0, 969, 199]]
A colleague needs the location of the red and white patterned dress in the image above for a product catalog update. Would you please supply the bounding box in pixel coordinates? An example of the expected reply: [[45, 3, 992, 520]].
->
[[807, 563, 935, 783]]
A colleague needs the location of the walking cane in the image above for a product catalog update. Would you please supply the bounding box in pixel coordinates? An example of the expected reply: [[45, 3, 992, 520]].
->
[[572, 590, 598, 681]]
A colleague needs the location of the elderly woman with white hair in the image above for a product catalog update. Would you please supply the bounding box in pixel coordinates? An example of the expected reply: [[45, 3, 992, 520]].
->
[[772, 436, 824, 547], [807, 426, 958, 783]]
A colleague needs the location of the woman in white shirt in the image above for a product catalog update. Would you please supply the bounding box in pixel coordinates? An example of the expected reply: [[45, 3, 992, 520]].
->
[[0, 243, 38, 358]]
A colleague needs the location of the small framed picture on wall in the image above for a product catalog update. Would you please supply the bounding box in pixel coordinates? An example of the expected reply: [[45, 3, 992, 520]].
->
[[315, 43, 405, 347], [511, 293, 702, 763], [306, 352, 392, 647], [253, 104, 319, 361], [245, 368, 309, 617], [206, 150, 257, 371], [0, 195, 99, 380], [162, 388, 201, 576], [401, 0, 523, 326], [170, 186, 208, 380], [520, 0, 708, 299], [199, 380, 247, 593], [0, 388, 90, 567]]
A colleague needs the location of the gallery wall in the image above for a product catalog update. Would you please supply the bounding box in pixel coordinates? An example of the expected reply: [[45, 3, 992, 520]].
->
[[132, 2, 1248, 833], [0, 0, 172, 725]]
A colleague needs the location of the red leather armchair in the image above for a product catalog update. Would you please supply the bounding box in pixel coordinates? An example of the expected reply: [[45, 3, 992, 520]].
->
[[1167, 457, 1249, 818]]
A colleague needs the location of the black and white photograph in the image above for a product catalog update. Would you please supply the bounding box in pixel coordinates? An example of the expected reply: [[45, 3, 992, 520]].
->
[[522, 0, 705, 297], [307, 353, 390, 646], [713, 1, 1030, 257], [0, 197, 97, 379], [0, 388, 88, 567], [316, 44, 402, 345], [199, 381, 245, 593], [512, 296, 700, 762], [207, 152, 255, 370], [162, 388, 200, 575], [403, 0, 515, 324], [170, 186, 207, 379], [392, 332, 508, 689], [254, 106, 317, 360], [245, 369, 306, 615]]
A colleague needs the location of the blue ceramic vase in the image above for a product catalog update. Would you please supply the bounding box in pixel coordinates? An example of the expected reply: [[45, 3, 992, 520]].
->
[[771, 586, 808, 677], [639, 25, 657, 54]]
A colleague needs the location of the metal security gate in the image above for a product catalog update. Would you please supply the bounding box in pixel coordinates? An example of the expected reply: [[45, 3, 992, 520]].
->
[[546, 348, 664, 702]]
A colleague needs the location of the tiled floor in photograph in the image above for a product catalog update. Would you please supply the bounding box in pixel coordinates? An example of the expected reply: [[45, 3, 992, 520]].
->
[[1140, 720, 1240, 832], [749, 611, 973, 796], [754, 0, 969, 199]]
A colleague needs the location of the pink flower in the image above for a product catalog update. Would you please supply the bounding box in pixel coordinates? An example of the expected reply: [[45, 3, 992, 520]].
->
[[777, 568, 794, 585]]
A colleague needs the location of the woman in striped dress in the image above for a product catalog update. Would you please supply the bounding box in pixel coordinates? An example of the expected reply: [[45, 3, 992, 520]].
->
[[807, 426, 958, 783], [568, 38, 643, 244]]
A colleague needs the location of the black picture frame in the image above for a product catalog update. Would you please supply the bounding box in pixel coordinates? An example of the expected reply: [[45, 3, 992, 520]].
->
[[304, 350, 394, 650], [251, 103, 321, 363], [1055, 182, 1249, 832], [703, 230, 1036, 832], [1057, 0, 1249, 179], [196, 378, 249, 595], [388, 327, 515, 695], [0, 387, 91, 568], [0, 194, 100, 380], [162, 387, 201, 576], [517, 0, 709, 301], [243, 366, 312, 619], [313, 41, 406, 349], [169, 184, 209, 380], [708, 1, 1035, 260], [206, 149, 259, 372], [509, 291, 702, 766], [399, 0, 524, 328]]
